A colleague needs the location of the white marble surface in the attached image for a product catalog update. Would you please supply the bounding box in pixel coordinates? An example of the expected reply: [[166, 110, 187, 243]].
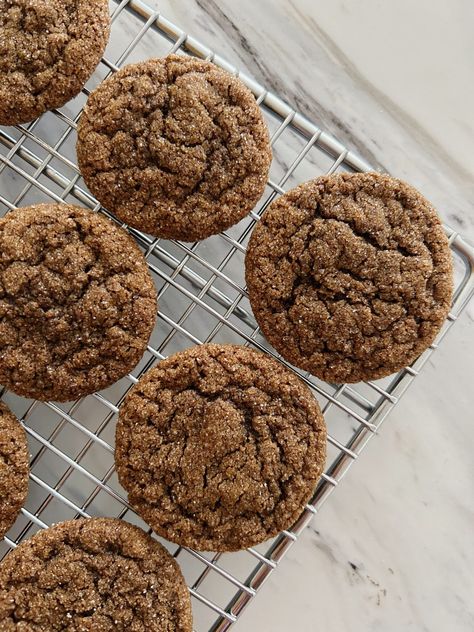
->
[[134, 1, 474, 631], [1, 1, 473, 631]]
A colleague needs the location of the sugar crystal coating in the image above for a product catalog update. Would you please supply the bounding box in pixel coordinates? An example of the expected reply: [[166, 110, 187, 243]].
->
[[115, 343, 327, 552], [0, 402, 29, 539], [0, 0, 110, 125], [77, 55, 272, 241], [245, 173, 453, 383], [0, 203, 157, 401], [0, 518, 193, 631]]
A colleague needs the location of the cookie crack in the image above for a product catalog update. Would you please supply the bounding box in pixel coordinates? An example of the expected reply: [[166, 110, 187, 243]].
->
[[0, 205, 156, 400], [116, 346, 326, 549]]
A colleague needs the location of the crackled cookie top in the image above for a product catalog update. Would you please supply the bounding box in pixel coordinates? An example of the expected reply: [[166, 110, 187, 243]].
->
[[0, 518, 193, 631], [245, 172, 453, 383], [0, 203, 157, 401], [0, 0, 109, 125], [115, 343, 326, 552], [77, 55, 272, 241], [0, 403, 29, 539]]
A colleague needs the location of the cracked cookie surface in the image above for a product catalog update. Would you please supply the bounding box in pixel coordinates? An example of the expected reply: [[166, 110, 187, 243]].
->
[[0, 0, 109, 125], [77, 55, 272, 242], [245, 173, 453, 383], [0, 517, 193, 631], [0, 203, 157, 401], [115, 343, 326, 552], [0, 402, 29, 539]]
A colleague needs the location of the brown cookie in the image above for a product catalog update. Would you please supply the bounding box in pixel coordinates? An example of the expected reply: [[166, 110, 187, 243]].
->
[[0, 0, 110, 126], [77, 55, 272, 241], [0, 403, 29, 539], [0, 203, 157, 401], [0, 517, 193, 631], [245, 173, 453, 383], [115, 343, 326, 552]]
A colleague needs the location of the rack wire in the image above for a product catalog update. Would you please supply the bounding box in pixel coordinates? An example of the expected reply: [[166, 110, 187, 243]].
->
[[1, 1, 473, 630]]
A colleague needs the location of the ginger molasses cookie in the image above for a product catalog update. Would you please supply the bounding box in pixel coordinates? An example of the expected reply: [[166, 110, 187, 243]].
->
[[0, 203, 157, 401], [245, 172, 453, 383], [0, 0, 110, 125], [115, 343, 326, 552], [0, 403, 29, 539], [77, 55, 272, 241], [0, 518, 193, 631]]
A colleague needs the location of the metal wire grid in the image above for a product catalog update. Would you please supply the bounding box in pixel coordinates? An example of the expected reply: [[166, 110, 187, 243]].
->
[[0, 1, 473, 629]]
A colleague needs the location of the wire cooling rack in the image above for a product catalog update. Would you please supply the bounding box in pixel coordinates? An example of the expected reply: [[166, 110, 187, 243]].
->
[[1, 1, 474, 630]]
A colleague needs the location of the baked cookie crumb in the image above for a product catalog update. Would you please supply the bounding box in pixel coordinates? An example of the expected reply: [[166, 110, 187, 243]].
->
[[0, 517, 192, 631], [0, 203, 157, 401], [245, 173, 453, 383], [0, 402, 29, 539], [0, 0, 110, 125], [115, 343, 326, 551], [77, 55, 272, 241]]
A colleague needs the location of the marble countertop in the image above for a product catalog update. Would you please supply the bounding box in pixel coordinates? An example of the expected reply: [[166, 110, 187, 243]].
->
[[142, 1, 474, 631], [1, 1, 472, 631]]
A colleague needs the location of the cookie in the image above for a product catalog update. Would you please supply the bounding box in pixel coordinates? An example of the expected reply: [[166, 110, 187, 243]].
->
[[245, 172, 453, 383], [0, 403, 29, 539], [77, 55, 272, 241], [115, 343, 326, 552], [0, 0, 110, 126], [0, 203, 157, 401], [0, 517, 193, 631]]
